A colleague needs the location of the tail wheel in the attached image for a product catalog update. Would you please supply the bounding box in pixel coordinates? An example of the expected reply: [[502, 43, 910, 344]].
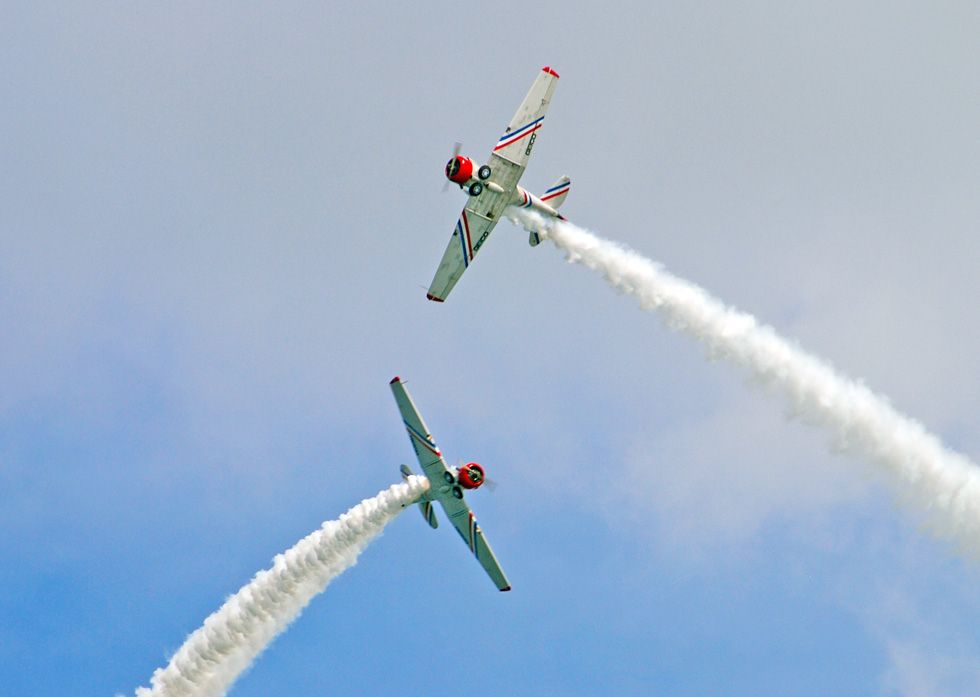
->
[[468, 182, 483, 197], [477, 165, 492, 180], [452, 486, 464, 499]]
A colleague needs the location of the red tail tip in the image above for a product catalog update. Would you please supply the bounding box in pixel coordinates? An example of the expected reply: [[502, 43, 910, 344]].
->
[[542, 66, 559, 78]]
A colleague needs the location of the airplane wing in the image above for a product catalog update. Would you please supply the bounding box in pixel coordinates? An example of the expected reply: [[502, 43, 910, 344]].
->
[[426, 205, 500, 302], [485, 66, 560, 193], [438, 493, 512, 592], [389, 376, 453, 483]]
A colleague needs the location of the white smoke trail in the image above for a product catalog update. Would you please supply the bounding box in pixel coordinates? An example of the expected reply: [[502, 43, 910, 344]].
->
[[134, 476, 429, 697], [509, 208, 980, 551]]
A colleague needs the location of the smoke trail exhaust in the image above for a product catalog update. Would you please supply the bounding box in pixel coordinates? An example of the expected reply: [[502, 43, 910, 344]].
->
[[134, 476, 429, 697], [509, 208, 980, 552]]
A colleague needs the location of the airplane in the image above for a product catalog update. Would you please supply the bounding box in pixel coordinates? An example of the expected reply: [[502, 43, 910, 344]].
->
[[389, 376, 511, 591], [427, 66, 572, 302]]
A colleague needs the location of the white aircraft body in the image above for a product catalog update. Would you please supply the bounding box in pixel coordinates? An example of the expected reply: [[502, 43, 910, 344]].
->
[[427, 66, 571, 302], [390, 376, 511, 591]]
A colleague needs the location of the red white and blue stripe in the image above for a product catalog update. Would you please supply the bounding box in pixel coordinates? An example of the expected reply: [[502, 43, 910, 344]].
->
[[404, 420, 441, 457], [516, 187, 533, 208], [540, 180, 570, 203], [456, 210, 474, 266], [493, 116, 544, 152], [422, 501, 436, 526]]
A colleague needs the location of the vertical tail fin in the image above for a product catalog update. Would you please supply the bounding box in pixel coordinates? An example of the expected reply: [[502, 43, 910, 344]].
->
[[528, 176, 571, 247], [540, 176, 570, 209]]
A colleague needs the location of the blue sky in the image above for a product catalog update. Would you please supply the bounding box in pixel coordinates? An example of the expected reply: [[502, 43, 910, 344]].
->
[[2, 3, 979, 695]]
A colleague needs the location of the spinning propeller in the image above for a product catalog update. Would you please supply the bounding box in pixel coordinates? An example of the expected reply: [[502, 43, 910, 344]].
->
[[442, 141, 463, 192], [456, 460, 498, 492]]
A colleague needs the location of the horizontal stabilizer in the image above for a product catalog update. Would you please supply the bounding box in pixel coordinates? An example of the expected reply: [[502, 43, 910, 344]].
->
[[419, 499, 439, 529], [400, 464, 438, 528]]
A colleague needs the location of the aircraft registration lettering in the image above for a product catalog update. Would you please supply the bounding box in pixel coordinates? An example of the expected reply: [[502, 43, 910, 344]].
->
[[524, 132, 537, 156], [472, 229, 491, 254]]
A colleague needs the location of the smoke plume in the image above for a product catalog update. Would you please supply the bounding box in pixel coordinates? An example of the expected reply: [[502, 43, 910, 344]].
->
[[134, 475, 429, 697], [509, 208, 980, 551]]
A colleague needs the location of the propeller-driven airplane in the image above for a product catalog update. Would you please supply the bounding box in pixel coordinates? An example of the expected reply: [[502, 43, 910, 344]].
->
[[390, 376, 511, 591], [427, 66, 572, 302]]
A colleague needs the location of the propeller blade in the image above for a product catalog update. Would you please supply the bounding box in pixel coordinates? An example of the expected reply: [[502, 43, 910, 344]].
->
[[457, 460, 496, 491], [443, 141, 463, 192]]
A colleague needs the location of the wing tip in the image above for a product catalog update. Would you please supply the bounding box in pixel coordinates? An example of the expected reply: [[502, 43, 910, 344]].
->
[[542, 66, 559, 78], [426, 292, 445, 303], [389, 375, 401, 384], [500, 585, 512, 592]]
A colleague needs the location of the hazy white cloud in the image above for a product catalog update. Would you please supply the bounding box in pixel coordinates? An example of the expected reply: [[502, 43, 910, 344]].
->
[[881, 641, 980, 697], [619, 396, 872, 550], [864, 583, 980, 697], [2, 2, 977, 695]]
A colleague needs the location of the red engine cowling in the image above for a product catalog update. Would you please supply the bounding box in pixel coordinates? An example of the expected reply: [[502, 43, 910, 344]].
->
[[457, 462, 485, 489], [445, 155, 474, 184]]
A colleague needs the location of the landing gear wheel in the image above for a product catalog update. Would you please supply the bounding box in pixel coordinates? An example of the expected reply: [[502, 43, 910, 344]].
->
[[443, 472, 455, 484], [477, 165, 492, 180], [468, 182, 483, 196], [452, 486, 464, 499]]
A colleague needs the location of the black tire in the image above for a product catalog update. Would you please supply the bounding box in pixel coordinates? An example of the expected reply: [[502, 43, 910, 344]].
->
[[468, 182, 483, 196], [443, 471, 455, 484], [452, 486, 464, 499], [477, 165, 492, 180]]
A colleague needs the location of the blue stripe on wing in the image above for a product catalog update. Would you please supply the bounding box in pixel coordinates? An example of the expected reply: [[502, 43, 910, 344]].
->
[[497, 116, 545, 143]]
